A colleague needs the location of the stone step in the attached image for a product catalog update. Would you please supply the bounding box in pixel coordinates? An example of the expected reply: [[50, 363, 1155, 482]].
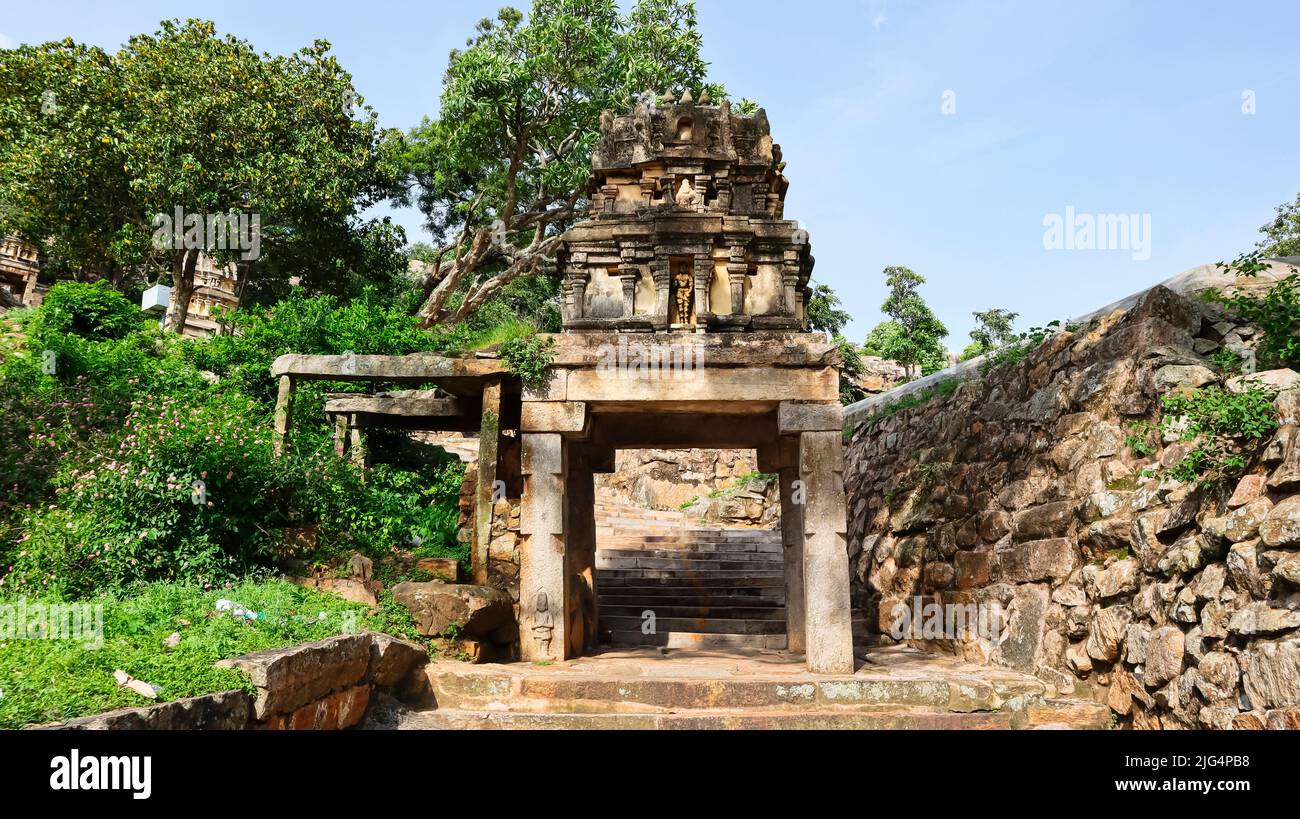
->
[[599, 604, 787, 620], [411, 655, 1113, 729], [396, 708, 1031, 730], [599, 615, 786, 634], [596, 556, 781, 571], [595, 568, 784, 580], [598, 545, 782, 559], [602, 630, 789, 650], [596, 576, 785, 589], [595, 598, 780, 611]]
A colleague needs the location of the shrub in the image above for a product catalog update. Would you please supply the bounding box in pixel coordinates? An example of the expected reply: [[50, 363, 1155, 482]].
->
[[26, 281, 146, 344], [1159, 384, 1279, 484], [1207, 253, 1300, 370]]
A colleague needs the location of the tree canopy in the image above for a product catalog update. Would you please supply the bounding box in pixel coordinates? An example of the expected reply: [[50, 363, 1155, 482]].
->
[[0, 19, 406, 328], [399, 0, 732, 326], [863, 266, 949, 378]]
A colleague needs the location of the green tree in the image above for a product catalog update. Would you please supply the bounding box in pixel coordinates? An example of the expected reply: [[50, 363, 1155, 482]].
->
[[961, 307, 1019, 360], [400, 0, 731, 326], [0, 19, 404, 330], [869, 266, 949, 378], [1258, 192, 1300, 258], [805, 281, 866, 404]]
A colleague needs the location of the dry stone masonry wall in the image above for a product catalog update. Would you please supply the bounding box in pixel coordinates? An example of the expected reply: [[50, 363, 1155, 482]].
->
[[845, 285, 1300, 729]]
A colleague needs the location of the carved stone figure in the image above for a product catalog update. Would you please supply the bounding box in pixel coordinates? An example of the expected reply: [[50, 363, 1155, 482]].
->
[[675, 177, 700, 210], [672, 267, 694, 324], [531, 591, 555, 655]]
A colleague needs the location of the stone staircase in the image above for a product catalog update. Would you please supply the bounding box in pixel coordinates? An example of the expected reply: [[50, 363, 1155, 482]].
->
[[383, 646, 1113, 730], [594, 501, 788, 649]]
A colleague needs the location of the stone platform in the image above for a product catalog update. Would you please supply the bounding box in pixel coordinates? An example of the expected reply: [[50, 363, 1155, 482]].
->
[[384, 646, 1110, 730]]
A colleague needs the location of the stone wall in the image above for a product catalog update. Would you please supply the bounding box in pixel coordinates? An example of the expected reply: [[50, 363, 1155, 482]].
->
[[53, 632, 427, 730], [594, 448, 779, 526], [845, 285, 1300, 729]]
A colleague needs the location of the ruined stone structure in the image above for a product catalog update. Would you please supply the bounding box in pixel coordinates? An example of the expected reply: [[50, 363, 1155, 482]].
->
[[270, 94, 854, 674], [559, 94, 812, 333], [0, 235, 41, 308]]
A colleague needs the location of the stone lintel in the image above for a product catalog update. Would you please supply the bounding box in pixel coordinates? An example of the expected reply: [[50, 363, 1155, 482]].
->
[[778, 401, 844, 433], [521, 401, 588, 435]]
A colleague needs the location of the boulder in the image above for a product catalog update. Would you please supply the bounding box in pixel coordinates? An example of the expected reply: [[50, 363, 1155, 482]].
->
[[1144, 626, 1185, 687], [1086, 605, 1132, 662], [391, 581, 513, 639], [1260, 496, 1300, 547], [1222, 497, 1273, 543], [1228, 601, 1300, 636], [1240, 640, 1300, 709]]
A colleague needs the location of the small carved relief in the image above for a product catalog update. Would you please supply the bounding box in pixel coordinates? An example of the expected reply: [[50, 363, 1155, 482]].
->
[[531, 591, 555, 656], [671, 262, 694, 325]]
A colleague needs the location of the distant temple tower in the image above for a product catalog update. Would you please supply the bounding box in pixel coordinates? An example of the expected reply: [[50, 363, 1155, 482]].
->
[[0, 235, 42, 308], [559, 92, 813, 333]]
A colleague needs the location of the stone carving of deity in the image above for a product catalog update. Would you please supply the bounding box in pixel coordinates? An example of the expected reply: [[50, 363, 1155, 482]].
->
[[673, 268, 693, 324], [675, 177, 701, 210]]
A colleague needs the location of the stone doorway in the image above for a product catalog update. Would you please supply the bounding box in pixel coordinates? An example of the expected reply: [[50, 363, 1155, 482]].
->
[[592, 448, 788, 651]]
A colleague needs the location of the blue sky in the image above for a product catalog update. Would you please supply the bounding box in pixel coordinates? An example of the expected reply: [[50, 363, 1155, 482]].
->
[[3, 0, 1298, 346]]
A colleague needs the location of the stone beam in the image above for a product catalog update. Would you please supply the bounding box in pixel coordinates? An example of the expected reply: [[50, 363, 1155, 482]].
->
[[562, 366, 837, 404], [591, 413, 777, 450], [271, 353, 509, 394], [323, 392, 474, 419], [473, 379, 503, 586], [519, 433, 568, 662], [521, 401, 589, 435], [778, 401, 844, 433], [799, 430, 855, 673]]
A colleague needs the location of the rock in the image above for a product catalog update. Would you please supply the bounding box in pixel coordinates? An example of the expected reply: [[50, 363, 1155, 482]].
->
[[1083, 558, 1138, 600], [1194, 563, 1227, 601], [1011, 501, 1076, 541], [1087, 605, 1132, 662], [1268, 427, 1300, 490], [1107, 668, 1152, 716], [1125, 623, 1151, 665], [415, 557, 460, 581], [992, 584, 1049, 672], [1260, 496, 1300, 547], [1240, 640, 1300, 709], [368, 632, 428, 687], [1226, 474, 1267, 509], [1066, 641, 1093, 674], [994, 538, 1077, 583], [1265, 707, 1300, 729], [1227, 541, 1270, 599], [215, 634, 371, 719], [1228, 602, 1300, 636], [1196, 652, 1239, 702], [1227, 368, 1299, 394], [1222, 497, 1273, 543], [347, 553, 373, 581], [390, 582, 513, 638], [1154, 364, 1217, 392], [1144, 626, 1185, 687], [288, 576, 379, 607], [59, 690, 251, 730], [1273, 552, 1300, 584]]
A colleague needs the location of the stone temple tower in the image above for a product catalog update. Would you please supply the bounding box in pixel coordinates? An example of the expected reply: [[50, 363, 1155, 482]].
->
[[558, 92, 814, 333]]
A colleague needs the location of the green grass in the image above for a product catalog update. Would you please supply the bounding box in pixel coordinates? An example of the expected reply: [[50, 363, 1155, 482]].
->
[[0, 579, 413, 729], [857, 377, 961, 430]]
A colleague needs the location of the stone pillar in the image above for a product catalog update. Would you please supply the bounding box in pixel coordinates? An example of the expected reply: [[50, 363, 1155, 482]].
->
[[714, 176, 732, 213], [565, 456, 597, 656], [692, 253, 712, 323], [348, 415, 367, 471], [639, 179, 656, 208], [652, 254, 671, 326], [799, 430, 854, 673], [619, 246, 638, 318], [332, 414, 349, 459], [520, 432, 568, 662], [781, 249, 801, 318], [473, 379, 503, 586], [779, 464, 807, 653], [272, 375, 295, 457], [726, 242, 748, 316], [565, 252, 588, 323]]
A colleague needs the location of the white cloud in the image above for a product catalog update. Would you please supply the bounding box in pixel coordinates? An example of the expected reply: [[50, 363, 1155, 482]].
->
[[0, 33, 15, 50], [872, 14, 888, 30]]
